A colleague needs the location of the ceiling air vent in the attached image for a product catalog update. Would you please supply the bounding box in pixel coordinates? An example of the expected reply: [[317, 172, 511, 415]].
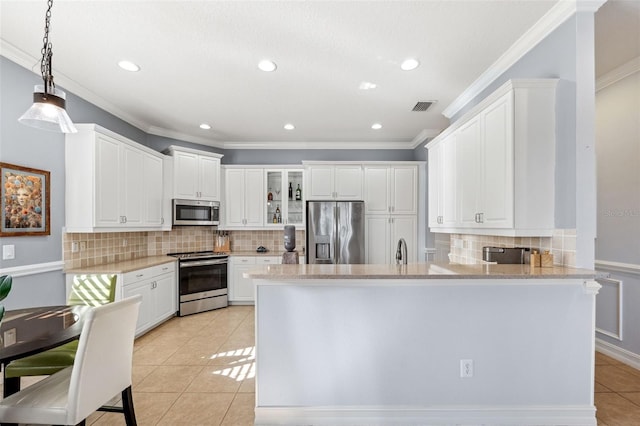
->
[[412, 101, 435, 112]]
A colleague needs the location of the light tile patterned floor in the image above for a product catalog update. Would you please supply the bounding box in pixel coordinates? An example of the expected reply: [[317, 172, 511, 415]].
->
[[9, 306, 640, 425]]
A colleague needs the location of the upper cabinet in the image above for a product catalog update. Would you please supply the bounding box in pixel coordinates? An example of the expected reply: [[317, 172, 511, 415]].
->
[[264, 168, 304, 227], [223, 167, 264, 228], [364, 165, 417, 215], [426, 79, 558, 236], [303, 162, 363, 200], [165, 146, 223, 201], [65, 124, 166, 232]]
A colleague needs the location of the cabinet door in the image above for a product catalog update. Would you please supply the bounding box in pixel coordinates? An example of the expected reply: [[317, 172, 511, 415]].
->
[[95, 134, 121, 227], [199, 155, 220, 201], [481, 92, 514, 228], [364, 166, 390, 214], [285, 170, 304, 225], [230, 257, 256, 302], [244, 169, 265, 226], [428, 143, 443, 228], [225, 169, 246, 227], [391, 166, 417, 215], [365, 215, 390, 264], [153, 273, 177, 320], [120, 144, 144, 226], [456, 118, 481, 227], [173, 151, 199, 199], [265, 170, 283, 226], [123, 280, 153, 335], [441, 135, 458, 227], [307, 166, 335, 199], [143, 153, 164, 226], [334, 165, 363, 199], [391, 216, 417, 263]]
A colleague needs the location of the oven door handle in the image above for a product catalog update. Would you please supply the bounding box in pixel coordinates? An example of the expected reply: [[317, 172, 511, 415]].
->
[[180, 259, 228, 268]]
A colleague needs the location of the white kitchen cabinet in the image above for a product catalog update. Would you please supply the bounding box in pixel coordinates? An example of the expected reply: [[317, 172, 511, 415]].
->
[[364, 165, 417, 215], [426, 79, 557, 236], [121, 262, 177, 336], [65, 124, 166, 232], [229, 256, 280, 304], [265, 168, 305, 226], [224, 168, 264, 228], [365, 215, 417, 264], [303, 163, 363, 200], [428, 135, 458, 229], [165, 146, 223, 201]]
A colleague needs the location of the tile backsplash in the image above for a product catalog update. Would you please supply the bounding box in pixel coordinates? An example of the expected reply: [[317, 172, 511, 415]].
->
[[447, 229, 577, 267], [63, 227, 306, 269]]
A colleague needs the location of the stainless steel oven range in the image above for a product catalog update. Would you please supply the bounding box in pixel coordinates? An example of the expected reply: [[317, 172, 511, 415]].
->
[[168, 251, 228, 316]]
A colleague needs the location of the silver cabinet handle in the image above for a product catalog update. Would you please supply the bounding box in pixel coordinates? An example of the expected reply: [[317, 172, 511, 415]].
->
[[136, 274, 144, 278]]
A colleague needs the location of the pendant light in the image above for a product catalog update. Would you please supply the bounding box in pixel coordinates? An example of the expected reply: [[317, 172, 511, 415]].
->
[[19, 0, 77, 133]]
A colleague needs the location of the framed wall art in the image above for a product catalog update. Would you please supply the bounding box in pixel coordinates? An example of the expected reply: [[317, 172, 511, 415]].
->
[[1, 162, 50, 237]]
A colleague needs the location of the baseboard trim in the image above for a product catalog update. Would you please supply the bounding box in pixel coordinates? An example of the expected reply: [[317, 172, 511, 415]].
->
[[254, 405, 596, 426], [0, 260, 64, 278], [596, 338, 640, 370]]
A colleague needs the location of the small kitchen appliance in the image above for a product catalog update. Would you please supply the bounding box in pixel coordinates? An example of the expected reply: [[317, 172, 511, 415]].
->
[[482, 247, 530, 264]]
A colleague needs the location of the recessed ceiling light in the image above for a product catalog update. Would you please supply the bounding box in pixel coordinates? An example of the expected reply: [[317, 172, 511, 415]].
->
[[258, 60, 277, 72], [199, 123, 211, 130], [284, 123, 295, 130], [359, 81, 377, 90], [371, 123, 382, 130], [400, 58, 420, 71], [118, 60, 140, 72]]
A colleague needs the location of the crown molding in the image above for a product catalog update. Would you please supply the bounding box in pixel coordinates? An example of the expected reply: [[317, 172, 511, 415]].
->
[[222, 140, 418, 150], [146, 126, 226, 149], [442, 0, 582, 119], [410, 129, 442, 148], [596, 56, 640, 92]]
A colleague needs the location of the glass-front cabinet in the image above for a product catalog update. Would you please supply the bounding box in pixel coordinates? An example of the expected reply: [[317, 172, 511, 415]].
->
[[265, 169, 304, 227]]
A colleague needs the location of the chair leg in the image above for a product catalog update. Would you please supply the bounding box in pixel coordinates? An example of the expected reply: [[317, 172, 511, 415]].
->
[[3, 377, 20, 398], [122, 386, 137, 426]]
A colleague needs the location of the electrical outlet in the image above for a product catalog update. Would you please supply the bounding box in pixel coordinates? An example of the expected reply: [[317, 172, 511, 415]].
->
[[3, 328, 16, 347], [122, 239, 128, 247], [71, 242, 79, 253], [460, 359, 473, 378]]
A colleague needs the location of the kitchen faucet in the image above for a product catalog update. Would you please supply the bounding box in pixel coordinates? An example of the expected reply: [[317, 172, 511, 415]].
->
[[396, 238, 408, 265]]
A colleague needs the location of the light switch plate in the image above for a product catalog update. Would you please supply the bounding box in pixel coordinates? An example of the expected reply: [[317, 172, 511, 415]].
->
[[2, 245, 15, 260]]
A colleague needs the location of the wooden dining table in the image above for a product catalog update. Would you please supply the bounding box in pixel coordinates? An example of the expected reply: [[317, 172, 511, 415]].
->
[[0, 305, 92, 398]]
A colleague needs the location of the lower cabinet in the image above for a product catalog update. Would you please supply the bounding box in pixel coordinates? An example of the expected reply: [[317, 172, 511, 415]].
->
[[365, 215, 417, 264], [121, 262, 177, 336], [229, 256, 282, 304]]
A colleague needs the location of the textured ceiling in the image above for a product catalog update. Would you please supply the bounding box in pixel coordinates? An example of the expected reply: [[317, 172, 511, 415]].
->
[[1, 1, 632, 149]]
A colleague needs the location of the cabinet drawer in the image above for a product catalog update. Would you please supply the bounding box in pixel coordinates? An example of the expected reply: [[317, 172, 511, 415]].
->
[[256, 256, 280, 265], [122, 261, 176, 286], [233, 256, 256, 266]]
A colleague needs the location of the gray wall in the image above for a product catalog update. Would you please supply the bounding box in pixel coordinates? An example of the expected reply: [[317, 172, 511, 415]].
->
[[451, 16, 578, 229], [594, 70, 640, 357]]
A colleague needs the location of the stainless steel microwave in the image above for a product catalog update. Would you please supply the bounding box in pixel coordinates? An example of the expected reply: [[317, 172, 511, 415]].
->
[[172, 199, 220, 226]]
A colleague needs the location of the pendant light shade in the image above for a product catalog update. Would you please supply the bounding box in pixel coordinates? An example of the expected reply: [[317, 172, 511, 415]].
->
[[19, 0, 77, 134], [19, 85, 76, 133]]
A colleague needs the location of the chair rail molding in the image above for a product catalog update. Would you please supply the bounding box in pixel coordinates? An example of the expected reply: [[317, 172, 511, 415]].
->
[[0, 261, 64, 278], [596, 260, 640, 276]]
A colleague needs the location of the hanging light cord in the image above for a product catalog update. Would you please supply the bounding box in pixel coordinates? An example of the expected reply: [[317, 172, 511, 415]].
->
[[40, 0, 55, 95]]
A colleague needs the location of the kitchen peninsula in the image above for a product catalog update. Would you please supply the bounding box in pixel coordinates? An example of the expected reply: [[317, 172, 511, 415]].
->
[[246, 263, 599, 426]]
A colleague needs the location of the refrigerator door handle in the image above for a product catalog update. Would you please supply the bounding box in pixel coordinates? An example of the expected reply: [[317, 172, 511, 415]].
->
[[334, 205, 340, 264]]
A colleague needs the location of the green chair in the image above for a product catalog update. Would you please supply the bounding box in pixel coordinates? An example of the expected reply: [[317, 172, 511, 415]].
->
[[3, 274, 117, 397]]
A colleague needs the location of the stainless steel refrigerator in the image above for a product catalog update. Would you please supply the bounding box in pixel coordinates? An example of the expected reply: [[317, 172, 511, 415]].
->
[[306, 200, 365, 264]]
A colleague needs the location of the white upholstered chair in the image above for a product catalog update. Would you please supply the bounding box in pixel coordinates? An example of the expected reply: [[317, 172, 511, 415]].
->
[[0, 295, 142, 426]]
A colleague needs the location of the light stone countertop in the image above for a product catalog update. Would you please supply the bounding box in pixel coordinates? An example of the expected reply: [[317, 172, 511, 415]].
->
[[243, 262, 596, 280], [64, 255, 176, 274], [228, 250, 305, 257]]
